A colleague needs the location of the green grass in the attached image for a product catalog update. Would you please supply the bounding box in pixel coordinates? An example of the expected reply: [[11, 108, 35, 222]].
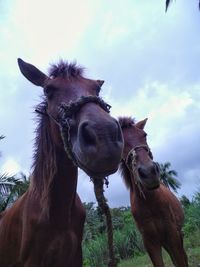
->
[[119, 247, 200, 267]]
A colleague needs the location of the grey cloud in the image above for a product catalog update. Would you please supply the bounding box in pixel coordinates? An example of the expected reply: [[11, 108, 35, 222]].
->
[[1, 0, 200, 207]]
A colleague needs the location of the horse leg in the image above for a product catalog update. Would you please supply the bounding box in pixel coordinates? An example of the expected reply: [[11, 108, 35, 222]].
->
[[143, 239, 165, 267], [164, 231, 189, 267]]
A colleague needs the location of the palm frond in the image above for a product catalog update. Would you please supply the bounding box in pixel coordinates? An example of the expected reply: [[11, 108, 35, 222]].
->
[[165, 0, 173, 12], [158, 162, 181, 193], [0, 173, 15, 194], [0, 173, 30, 211]]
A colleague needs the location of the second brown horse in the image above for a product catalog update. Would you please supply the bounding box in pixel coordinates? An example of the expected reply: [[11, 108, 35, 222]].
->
[[119, 117, 188, 267]]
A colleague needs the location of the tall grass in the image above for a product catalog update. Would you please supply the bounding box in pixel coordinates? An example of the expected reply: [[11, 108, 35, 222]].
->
[[83, 223, 144, 267]]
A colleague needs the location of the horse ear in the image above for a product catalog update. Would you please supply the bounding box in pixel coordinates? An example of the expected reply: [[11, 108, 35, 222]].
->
[[97, 80, 104, 87], [17, 58, 48, 87], [135, 118, 148, 130]]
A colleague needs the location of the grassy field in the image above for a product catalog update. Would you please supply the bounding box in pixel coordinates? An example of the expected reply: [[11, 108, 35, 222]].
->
[[119, 247, 200, 267]]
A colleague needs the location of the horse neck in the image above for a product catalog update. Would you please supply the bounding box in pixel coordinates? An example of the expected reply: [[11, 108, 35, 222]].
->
[[130, 173, 158, 203], [31, 111, 78, 223], [49, 148, 78, 224], [130, 177, 145, 199]]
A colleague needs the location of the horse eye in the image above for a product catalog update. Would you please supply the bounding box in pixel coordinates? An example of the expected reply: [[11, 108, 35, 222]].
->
[[144, 132, 147, 138], [44, 86, 55, 99]]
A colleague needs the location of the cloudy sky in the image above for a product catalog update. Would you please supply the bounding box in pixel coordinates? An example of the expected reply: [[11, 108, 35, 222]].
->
[[0, 0, 200, 207]]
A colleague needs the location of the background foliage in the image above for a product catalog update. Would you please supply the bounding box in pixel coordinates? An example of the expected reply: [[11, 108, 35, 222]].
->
[[1, 136, 200, 266]]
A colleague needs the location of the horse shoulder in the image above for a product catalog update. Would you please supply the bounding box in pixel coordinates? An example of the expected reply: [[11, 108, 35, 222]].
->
[[20, 193, 85, 265], [0, 193, 27, 267], [160, 184, 184, 226], [71, 194, 86, 238]]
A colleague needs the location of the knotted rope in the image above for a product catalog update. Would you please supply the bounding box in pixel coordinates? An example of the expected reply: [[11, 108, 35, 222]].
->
[[125, 144, 153, 199], [92, 178, 117, 267]]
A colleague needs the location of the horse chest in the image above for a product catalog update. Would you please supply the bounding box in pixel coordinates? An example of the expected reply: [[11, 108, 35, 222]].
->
[[132, 194, 158, 219], [132, 195, 178, 239]]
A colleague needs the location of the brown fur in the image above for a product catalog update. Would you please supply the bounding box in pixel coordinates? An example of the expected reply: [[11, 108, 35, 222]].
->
[[120, 116, 189, 267]]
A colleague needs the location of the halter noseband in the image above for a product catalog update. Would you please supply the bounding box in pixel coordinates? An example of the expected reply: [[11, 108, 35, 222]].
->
[[36, 96, 111, 167], [125, 144, 152, 167]]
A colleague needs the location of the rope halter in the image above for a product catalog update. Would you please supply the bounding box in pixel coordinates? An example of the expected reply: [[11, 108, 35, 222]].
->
[[125, 144, 153, 198], [36, 95, 111, 167]]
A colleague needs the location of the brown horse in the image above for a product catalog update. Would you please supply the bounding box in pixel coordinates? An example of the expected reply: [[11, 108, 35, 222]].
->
[[0, 59, 123, 267], [119, 117, 189, 267]]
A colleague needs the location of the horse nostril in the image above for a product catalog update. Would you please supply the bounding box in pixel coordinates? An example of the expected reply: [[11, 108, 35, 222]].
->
[[138, 166, 147, 178], [79, 121, 97, 146], [153, 162, 160, 175]]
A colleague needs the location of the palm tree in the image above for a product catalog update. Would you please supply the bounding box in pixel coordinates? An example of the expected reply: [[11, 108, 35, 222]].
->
[[0, 135, 30, 211], [0, 172, 30, 212], [180, 195, 191, 208], [158, 162, 181, 193], [165, 0, 200, 12]]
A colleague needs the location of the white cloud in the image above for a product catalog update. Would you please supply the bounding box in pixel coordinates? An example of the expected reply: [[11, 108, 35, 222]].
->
[[107, 81, 196, 148], [1, 0, 200, 206], [1, 158, 21, 175], [0, 0, 98, 71]]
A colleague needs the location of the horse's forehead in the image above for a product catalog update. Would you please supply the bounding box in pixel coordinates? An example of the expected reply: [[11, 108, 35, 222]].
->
[[123, 125, 144, 143], [124, 125, 138, 135], [47, 76, 95, 90]]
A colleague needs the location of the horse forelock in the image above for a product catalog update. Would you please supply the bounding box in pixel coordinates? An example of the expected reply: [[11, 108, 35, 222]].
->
[[31, 100, 57, 211], [119, 161, 132, 190], [48, 60, 84, 79], [118, 117, 135, 129]]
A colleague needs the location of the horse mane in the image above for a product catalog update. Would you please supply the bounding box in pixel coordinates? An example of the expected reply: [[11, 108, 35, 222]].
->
[[0, 211, 5, 220], [30, 100, 57, 213], [119, 160, 132, 190], [118, 116, 135, 129], [48, 60, 84, 79], [118, 116, 136, 190]]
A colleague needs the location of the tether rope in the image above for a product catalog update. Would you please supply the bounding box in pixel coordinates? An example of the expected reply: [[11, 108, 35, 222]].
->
[[92, 178, 117, 267]]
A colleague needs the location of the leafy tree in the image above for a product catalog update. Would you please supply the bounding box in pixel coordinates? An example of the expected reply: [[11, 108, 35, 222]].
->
[[183, 191, 200, 240], [0, 135, 30, 211], [180, 195, 191, 209], [83, 202, 104, 241], [158, 162, 181, 193]]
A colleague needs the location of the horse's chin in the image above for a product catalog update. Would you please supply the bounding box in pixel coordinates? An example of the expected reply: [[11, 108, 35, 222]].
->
[[143, 181, 160, 191], [76, 158, 118, 179], [90, 168, 118, 179]]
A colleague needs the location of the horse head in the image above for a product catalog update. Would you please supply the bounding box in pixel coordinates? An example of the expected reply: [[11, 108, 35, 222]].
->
[[18, 58, 124, 179], [119, 117, 160, 190]]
